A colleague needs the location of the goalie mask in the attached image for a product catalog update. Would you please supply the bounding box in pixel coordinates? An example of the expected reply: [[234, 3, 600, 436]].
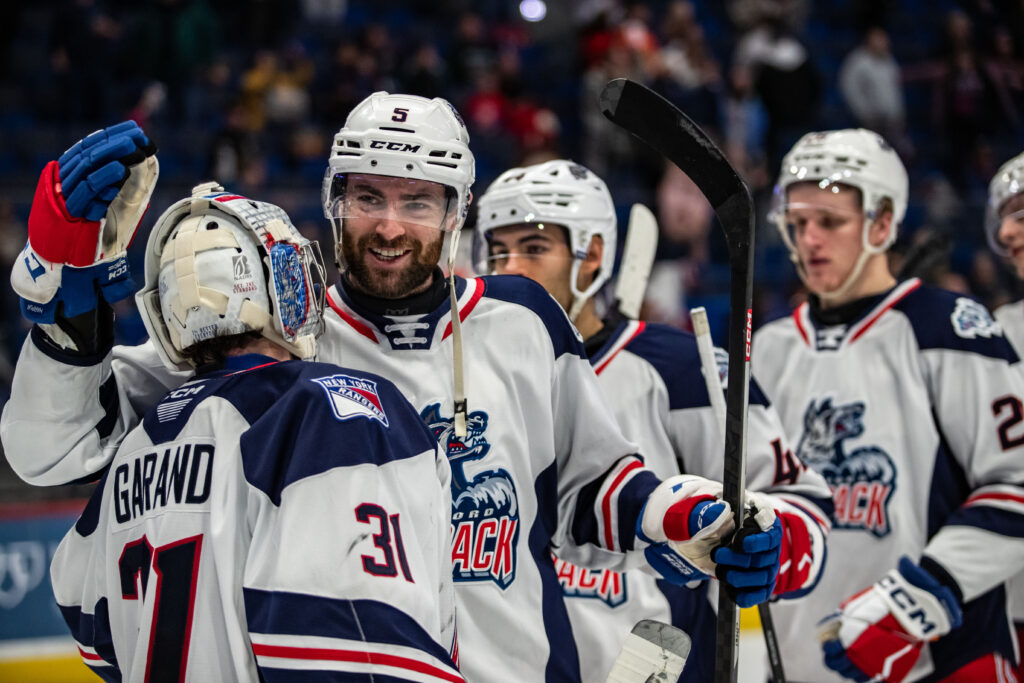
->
[[769, 128, 908, 301], [986, 150, 1024, 257], [322, 91, 475, 268], [138, 182, 326, 371], [474, 159, 617, 320]]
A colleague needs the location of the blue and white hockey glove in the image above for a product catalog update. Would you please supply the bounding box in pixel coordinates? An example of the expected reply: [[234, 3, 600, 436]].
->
[[11, 121, 158, 329], [711, 492, 782, 607], [819, 557, 962, 683], [637, 475, 735, 585]]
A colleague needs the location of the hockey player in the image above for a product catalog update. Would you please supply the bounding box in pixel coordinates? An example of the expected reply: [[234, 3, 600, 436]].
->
[[753, 128, 1024, 682], [473, 158, 834, 683], [2, 97, 783, 683], [50, 183, 464, 681], [986, 149, 1024, 681]]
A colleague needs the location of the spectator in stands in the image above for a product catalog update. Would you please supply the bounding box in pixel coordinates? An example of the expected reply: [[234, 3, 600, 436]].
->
[[839, 27, 906, 145]]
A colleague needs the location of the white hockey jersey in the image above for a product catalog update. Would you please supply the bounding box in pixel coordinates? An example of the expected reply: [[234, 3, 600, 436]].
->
[[5, 274, 663, 683], [49, 355, 460, 682], [754, 279, 1024, 682], [994, 299, 1024, 630], [555, 319, 833, 683]]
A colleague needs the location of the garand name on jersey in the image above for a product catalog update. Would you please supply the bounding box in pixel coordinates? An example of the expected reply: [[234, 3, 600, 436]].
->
[[112, 441, 214, 524]]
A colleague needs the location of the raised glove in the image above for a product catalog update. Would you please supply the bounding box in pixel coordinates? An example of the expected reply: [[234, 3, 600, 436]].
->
[[637, 475, 735, 584], [712, 491, 782, 607], [819, 556, 963, 683], [12, 121, 157, 325]]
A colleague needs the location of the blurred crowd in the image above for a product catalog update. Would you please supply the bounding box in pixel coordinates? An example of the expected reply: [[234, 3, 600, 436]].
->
[[0, 0, 1023, 395]]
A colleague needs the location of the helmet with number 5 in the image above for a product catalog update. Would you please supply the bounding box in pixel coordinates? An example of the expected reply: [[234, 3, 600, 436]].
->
[[769, 128, 908, 300], [138, 182, 326, 371], [322, 91, 476, 265], [473, 159, 617, 320]]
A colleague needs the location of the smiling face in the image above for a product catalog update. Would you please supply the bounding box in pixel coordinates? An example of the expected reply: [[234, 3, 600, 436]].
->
[[338, 173, 454, 298], [998, 193, 1024, 279]]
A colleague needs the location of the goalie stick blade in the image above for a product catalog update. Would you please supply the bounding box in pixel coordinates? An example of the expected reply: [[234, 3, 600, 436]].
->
[[605, 620, 692, 683], [615, 203, 659, 320], [599, 78, 754, 264]]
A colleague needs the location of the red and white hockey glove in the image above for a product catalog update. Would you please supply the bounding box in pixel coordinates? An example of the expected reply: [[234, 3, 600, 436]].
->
[[819, 557, 963, 683], [637, 474, 734, 584], [12, 121, 157, 326]]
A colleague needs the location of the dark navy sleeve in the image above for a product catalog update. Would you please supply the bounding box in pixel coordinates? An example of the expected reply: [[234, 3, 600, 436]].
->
[[480, 274, 586, 361], [626, 324, 771, 410], [895, 286, 1020, 362]]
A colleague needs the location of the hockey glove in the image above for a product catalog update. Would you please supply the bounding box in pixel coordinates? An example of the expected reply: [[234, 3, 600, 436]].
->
[[819, 556, 963, 683], [637, 475, 735, 584], [12, 121, 158, 326], [711, 492, 782, 607]]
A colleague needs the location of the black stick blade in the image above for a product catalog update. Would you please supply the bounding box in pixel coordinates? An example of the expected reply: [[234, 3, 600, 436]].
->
[[599, 78, 754, 259]]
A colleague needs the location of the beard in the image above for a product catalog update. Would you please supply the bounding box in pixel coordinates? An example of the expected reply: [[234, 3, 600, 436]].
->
[[341, 229, 444, 299]]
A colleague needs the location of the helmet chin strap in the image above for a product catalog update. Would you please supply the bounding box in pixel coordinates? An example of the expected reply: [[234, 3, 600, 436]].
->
[[567, 257, 602, 323], [793, 215, 887, 305], [447, 227, 468, 439]]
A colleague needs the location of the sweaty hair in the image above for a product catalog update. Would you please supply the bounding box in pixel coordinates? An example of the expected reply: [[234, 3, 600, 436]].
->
[[182, 331, 264, 367]]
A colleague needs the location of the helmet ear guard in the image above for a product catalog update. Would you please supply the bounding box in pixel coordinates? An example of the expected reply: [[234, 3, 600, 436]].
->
[[137, 182, 326, 371], [474, 159, 617, 319]]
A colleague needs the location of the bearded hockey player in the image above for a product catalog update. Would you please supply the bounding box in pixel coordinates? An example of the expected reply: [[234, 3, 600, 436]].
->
[[4, 96, 784, 683], [986, 150, 1024, 682], [754, 128, 1024, 682], [49, 184, 463, 681], [473, 158, 834, 682]]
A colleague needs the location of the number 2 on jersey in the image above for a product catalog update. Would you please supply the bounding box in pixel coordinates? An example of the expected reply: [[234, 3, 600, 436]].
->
[[119, 535, 203, 683]]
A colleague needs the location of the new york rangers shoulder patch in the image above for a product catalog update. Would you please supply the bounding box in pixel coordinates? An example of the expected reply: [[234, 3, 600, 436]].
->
[[311, 374, 389, 426]]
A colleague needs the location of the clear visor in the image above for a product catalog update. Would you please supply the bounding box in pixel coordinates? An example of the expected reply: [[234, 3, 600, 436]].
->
[[267, 237, 326, 342], [476, 222, 572, 274], [772, 201, 863, 250], [322, 171, 459, 232]]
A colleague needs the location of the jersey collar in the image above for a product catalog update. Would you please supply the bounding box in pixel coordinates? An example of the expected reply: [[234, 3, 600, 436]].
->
[[794, 278, 921, 350], [328, 275, 484, 350], [590, 318, 646, 374]]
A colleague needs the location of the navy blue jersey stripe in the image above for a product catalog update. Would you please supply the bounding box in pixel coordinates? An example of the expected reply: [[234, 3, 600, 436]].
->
[[527, 459, 581, 682], [946, 506, 1024, 537], [74, 467, 109, 537], [615, 468, 660, 551], [623, 323, 771, 410], [894, 286, 1020, 362], [659, 579, 714, 683], [927, 418, 972, 540], [243, 589, 453, 665], [479, 274, 585, 361], [59, 598, 119, 674]]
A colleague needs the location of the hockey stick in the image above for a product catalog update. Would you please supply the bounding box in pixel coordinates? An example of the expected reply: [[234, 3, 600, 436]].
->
[[600, 78, 755, 683], [606, 619, 692, 682], [691, 307, 786, 683], [614, 203, 659, 319]]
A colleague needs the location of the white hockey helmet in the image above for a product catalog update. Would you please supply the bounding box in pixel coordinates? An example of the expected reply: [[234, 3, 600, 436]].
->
[[138, 182, 326, 371], [322, 92, 475, 262], [986, 150, 1024, 256], [769, 129, 908, 298], [473, 159, 617, 319]]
